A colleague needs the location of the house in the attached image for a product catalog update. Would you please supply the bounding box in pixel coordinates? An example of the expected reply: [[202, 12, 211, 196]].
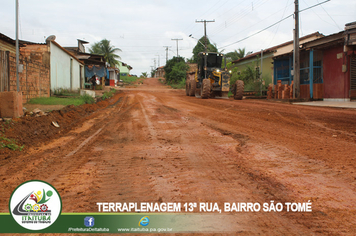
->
[[48, 40, 85, 91], [0, 33, 17, 93], [0, 33, 24, 117], [65, 39, 107, 88], [19, 38, 85, 93], [155, 66, 165, 78], [107, 67, 119, 86], [296, 22, 356, 100], [232, 32, 324, 86], [270, 22, 356, 100], [0, 33, 50, 102], [117, 61, 132, 77]]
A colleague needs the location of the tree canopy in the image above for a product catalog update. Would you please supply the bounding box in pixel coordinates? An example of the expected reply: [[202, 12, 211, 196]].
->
[[191, 36, 218, 63], [225, 48, 246, 62], [89, 39, 122, 67], [164, 56, 189, 84]]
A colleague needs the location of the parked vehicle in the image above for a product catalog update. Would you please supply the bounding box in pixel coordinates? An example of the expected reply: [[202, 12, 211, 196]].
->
[[186, 52, 244, 100]]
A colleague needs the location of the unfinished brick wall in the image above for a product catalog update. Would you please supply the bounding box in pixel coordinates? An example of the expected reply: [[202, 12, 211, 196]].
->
[[8, 44, 50, 103]]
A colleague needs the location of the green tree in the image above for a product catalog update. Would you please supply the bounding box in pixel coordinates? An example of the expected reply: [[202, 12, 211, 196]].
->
[[191, 36, 218, 63], [164, 56, 189, 84], [225, 48, 246, 62], [89, 39, 122, 67], [150, 69, 156, 78], [141, 72, 148, 77]]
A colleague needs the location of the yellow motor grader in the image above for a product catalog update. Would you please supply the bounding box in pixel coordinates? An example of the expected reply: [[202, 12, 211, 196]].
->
[[186, 52, 244, 100]]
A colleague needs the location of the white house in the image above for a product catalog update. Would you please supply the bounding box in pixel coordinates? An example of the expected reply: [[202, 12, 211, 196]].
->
[[50, 41, 84, 91]]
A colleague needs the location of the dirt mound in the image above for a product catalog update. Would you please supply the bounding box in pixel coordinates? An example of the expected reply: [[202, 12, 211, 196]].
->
[[0, 92, 123, 159]]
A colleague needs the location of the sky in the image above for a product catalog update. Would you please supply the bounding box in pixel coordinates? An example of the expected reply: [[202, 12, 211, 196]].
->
[[1, 0, 355, 75]]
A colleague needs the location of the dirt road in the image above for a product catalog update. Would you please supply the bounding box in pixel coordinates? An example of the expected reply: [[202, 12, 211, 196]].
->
[[1, 78, 356, 234]]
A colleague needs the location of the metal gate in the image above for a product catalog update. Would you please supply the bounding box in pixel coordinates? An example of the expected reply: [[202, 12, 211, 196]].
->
[[351, 56, 356, 99], [0, 50, 10, 92], [274, 57, 292, 85]]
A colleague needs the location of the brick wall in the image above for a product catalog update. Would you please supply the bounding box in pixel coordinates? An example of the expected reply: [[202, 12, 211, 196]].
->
[[8, 44, 50, 103]]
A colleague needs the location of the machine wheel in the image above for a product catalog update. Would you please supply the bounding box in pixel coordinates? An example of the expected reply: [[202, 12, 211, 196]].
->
[[201, 79, 211, 99], [234, 80, 244, 100], [189, 80, 196, 96], [185, 80, 190, 96], [195, 86, 201, 98]]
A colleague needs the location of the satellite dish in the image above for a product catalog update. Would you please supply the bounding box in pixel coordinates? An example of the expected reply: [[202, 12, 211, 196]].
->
[[45, 35, 56, 43]]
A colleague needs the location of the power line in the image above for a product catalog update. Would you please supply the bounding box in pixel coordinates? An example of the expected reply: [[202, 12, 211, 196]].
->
[[266, 0, 292, 47], [316, 0, 341, 30], [218, 14, 293, 49], [209, 0, 270, 36], [218, 0, 331, 50]]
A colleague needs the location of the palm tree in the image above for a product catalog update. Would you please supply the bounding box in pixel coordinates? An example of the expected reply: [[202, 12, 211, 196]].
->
[[236, 48, 246, 59], [89, 39, 122, 67], [225, 48, 246, 62]]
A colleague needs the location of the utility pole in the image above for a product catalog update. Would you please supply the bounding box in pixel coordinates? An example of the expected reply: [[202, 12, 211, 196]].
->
[[156, 54, 160, 67], [16, 0, 19, 92], [195, 19, 215, 52], [171, 39, 183, 58], [152, 58, 156, 69], [163, 46, 171, 64], [261, 49, 263, 96], [293, 0, 300, 99]]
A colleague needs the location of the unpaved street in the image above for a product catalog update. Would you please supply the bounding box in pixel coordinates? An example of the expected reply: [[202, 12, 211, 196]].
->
[[1, 78, 356, 235]]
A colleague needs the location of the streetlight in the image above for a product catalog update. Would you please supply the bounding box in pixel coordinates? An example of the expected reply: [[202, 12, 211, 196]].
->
[[189, 35, 205, 48]]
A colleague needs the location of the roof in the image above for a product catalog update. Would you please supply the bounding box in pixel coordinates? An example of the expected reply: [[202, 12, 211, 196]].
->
[[77, 39, 89, 44], [50, 41, 84, 65], [0, 33, 16, 45], [77, 52, 105, 65], [302, 31, 345, 50], [232, 32, 324, 64], [0, 32, 25, 47], [19, 40, 47, 45]]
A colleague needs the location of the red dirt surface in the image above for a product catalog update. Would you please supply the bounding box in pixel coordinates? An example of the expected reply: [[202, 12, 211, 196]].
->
[[1, 78, 356, 235]]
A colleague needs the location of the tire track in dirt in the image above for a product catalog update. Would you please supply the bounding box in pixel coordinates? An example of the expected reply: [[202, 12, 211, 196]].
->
[[148, 88, 356, 234], [2, 78, 356, 234]]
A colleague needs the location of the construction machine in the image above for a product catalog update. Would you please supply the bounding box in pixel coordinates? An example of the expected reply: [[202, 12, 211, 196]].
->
[[186, 52, 244, 100]]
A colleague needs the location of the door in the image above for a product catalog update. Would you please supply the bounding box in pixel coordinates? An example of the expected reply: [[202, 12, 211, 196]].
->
[[351, 56, 356, 99], [0, 50, 10, 92]]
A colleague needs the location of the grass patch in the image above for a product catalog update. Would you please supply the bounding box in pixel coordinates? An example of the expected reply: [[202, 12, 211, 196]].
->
[[0, 135, 24, 151], [80, 94, 95, 104], [28, 97, 85, 106], [28, 94, 97, 106], [167, 79, 186, 89], [228, 91, 233, 98], [102, 88, 117, 100], [120, 75, 139, 84]]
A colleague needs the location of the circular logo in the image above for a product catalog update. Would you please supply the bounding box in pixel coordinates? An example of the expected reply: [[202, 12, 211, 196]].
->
[[139, 216, 150, 226], [9, 180, 62, 230]]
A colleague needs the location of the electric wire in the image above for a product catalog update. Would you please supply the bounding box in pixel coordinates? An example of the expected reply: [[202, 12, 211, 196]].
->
[[218, 13, 294, 49], [209, 0, 270, 36], [316, 0, 342, 30], [218, 0, 331, 50], [266, 0, 292, 47], [221, 4, 293, 44], [301, 0, 334, 28]]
